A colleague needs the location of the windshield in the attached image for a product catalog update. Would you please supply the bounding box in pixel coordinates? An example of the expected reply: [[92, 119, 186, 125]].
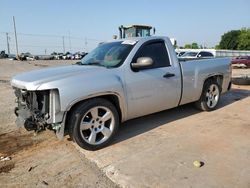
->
[[182, 52, 198, 57], [80, 41, 135, 68]]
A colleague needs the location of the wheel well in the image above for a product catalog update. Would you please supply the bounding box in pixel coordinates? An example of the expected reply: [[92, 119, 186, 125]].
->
[[64, 95, 122, 132], [205, 75, 223, 88]]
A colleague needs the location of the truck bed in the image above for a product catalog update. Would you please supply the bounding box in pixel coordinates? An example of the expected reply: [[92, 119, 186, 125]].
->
[[179, 58, 231, 105]]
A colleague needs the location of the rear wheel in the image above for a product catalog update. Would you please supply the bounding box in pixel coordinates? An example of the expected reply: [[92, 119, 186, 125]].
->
[[195, 80, 221, 111], [68, 98, 119, 150]]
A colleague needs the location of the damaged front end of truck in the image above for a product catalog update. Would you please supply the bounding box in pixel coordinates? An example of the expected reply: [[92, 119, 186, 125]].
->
[[14, 88, 65, 138]]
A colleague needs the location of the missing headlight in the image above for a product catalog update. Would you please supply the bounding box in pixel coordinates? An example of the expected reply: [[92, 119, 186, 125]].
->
[[36, 90, 50, 114]]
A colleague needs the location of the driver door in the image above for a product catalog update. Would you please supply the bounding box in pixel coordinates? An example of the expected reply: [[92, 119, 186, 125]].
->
[[125, 40, 181, 119]]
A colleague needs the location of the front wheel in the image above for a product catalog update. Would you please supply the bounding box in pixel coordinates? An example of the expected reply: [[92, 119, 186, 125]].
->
[[68, 98, 119, 150], [195, 80, 221, 111]]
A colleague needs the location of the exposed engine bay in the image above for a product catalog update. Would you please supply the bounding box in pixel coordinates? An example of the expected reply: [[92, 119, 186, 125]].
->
[[14, 88, 63, 134]]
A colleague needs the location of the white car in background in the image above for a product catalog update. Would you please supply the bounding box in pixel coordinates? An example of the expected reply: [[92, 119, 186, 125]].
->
[[180, 51, 214, 60], [176, 51, 186, 57]]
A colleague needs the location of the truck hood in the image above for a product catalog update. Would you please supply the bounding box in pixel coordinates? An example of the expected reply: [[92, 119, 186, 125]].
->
[[11, 65, 107, 90]]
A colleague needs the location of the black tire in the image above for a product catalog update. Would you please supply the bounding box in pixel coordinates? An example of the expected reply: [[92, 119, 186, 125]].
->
[[195, 80, 221, 111], [68, 98, 119, 150]]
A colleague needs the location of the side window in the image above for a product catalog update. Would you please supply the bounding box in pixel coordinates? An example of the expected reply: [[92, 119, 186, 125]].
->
[[200, 52, 213, 57], [199, 52, 206, 57], [205, 52, 213, 57], [134, 41, 170, 69]]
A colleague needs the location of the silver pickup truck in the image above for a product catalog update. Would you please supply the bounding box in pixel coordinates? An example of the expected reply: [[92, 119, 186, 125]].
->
[[11, 36, 231, 150]]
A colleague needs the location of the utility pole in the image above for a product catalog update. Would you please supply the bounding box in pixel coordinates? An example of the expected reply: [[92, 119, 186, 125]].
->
[[6, 32, 10, 54], [13, 16, 19, 58], [62, 36, 65, 53], [68, 30, 72, 52], [84, 37, 88, 52]]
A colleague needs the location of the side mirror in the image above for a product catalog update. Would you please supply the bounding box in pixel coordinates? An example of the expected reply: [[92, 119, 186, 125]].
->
[[198, 54, 202, 58], [131, 57, 153, 69]]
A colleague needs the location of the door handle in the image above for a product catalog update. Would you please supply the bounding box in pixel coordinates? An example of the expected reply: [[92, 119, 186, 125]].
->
[[163, 73, 175, 78]]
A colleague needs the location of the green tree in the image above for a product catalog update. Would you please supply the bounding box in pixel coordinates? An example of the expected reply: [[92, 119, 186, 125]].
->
[[191, 42, 199, 49], [218, 30, 241, 50], [215, 45, 220, 49], [237, 28, 250, 50], [184, 44, 192, 49], [184, 43, 199, 49]]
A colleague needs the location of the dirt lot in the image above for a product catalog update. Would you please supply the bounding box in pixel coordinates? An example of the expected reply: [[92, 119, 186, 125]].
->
[[0, 59, 250, 188]]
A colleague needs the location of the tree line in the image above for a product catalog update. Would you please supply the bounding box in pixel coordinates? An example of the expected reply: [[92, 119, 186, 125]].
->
[[216, 28, 250, 50], [180, 28, 250, 50]]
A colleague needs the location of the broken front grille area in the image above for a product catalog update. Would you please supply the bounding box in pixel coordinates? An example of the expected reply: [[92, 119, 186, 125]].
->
[[14, 88, 50, 131]]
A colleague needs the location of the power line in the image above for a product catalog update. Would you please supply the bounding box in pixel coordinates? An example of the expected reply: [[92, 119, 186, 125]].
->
[[86, 38, 104, 41], [0, 31, 64, 38], [18, 44, 63, 48], [68, 30, 72, 52], [62, 36, 65, 53], [0, 31, 104, 41], [0, 31, 105, 54]]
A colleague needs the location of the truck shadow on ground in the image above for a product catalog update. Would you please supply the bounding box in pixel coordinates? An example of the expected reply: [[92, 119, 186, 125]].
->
[[112, 88, 250, 145]]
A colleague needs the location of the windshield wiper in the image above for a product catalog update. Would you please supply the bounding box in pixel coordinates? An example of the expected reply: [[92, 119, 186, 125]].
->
[[79, 61, 105, 67], [87, 62, 103, 66]]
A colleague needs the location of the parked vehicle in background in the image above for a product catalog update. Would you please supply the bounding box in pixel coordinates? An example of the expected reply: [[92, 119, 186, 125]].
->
[[37, 55, 54, 60], [55, 53, 64, 60], [67, 53, 73, 60], [51, 52, 68, 60], [11, 36, 231, 150], [19, 52, 33, 61], [176, 51, 186, 57], [179, 51, 214, 60], [62, 52, 72, 60], [231, 56, 250, 68], [2, 51, 89, 61], [8, 54, 17, 60], [71, 52, 87, 60], [26, 56, 36, 61], [72, 52, 81, 60], [232, 75, 250, 85], [51, 52, 61, 60], [0, 51, 8, 59], [118, 24, 154, 38]]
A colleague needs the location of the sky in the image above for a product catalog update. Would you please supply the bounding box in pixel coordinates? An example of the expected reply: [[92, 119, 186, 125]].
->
[[0, 0, 250, 54]]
